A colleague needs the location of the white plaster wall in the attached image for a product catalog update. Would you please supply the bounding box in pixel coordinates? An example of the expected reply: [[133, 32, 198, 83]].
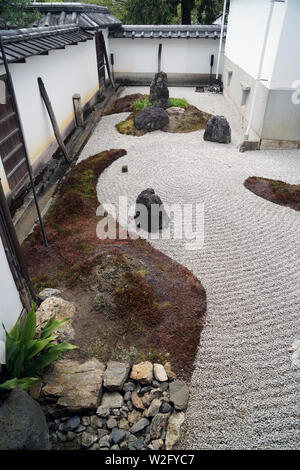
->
[[225, 0, 286, 86], [109, 37, 223, 76], [271, 0, 300, 89], [0, 236, 23, 364], [8, 38, 99, 167], [0, 158, 9, 194]]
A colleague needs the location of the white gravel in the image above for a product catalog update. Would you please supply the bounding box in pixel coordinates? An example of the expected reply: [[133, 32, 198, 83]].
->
[[79, 87, 300, 450]]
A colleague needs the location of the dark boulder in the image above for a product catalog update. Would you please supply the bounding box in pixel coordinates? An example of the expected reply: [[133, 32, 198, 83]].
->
[[0, 388, 50, 450], [134, 188, 169, 233], [149, 72, 170, 108], [134, 106, 169, 132], [203, 115, 231, 144]]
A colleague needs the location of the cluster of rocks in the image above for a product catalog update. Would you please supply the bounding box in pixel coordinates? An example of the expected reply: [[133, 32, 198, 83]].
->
[[44, 360, 189, 451]]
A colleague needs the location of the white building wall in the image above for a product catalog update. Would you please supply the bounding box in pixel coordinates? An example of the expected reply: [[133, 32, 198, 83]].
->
[[225, 0, 286, 86], [270, 0, 300, 89], [4, 38, 99, 171], [0, 236, 23, 364], [109, 37, 223, 82]]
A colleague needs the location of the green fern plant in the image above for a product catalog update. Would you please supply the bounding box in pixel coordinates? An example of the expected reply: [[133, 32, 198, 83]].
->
[[0, 303, 77, 391]]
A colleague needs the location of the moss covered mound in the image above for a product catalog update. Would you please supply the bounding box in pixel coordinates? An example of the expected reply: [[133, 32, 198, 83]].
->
[[102, 93, 145, 115], [244, 176, 300, 211], [115, 110, 147, 136], [162, 105, 212, 133], [115, 95, 212, 136]]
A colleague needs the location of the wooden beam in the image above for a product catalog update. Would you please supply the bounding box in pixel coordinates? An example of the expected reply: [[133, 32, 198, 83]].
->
[[37, 77, 71, 164]]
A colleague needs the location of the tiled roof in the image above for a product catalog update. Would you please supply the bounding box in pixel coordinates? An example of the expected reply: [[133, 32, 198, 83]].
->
[[0, 25, 93, 65], [109, 24, 226, 39], [28, 2, 121, 29]]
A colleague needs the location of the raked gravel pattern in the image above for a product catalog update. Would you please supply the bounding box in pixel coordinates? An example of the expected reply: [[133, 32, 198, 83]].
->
[[79, 87, 300, 449]]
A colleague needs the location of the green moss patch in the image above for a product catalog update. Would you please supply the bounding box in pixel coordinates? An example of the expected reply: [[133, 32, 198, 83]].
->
[[102, 93, 145, 115], [244, 176, 300, 211]]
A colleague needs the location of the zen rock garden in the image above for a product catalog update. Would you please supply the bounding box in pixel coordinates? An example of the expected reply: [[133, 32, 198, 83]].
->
[[35, 360, 188, 451]]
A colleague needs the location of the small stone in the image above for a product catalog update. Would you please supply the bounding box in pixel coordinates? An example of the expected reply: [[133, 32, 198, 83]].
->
[[127, 401, 133, 411], [101, 392, 123, 409], [119, 418, 129, 430], [63, 416, 81, 433], [122, 166, 128, 173], [151, 439, 164, 450], [169, 381, 189, 411], [123, 382, 136, 392], [134, 437, 145, 450], [139, 386, 153, 395], [111, 444, 120, 450], [98, 429, 109, 440], [128, 410, 142, 426], [160, 402, 172, 413], [120, 440, 128, 450], [110, 428, 126, 445], [96, 406, 110, 418], [124, 391, 131, 402], [153, 364, 168, 382], [81, 432, 97, 448], [66, 432, 76, 442], [75, 425, 86, 433], [165, 411, 185, 450], [103, 361, 130, 391], [150, 413, 169, 439], [90, 415, 102, 429], [81, 416, 90, 426], [112, 409, 121, 416], [145, 399, 162, 418], [38, 288, 61, 301], [160, 382, 169, 392], [131, 390, 145, 410], [107, 417, 118, 429], [89, 443, 100, 450], [152, 380, 161, 388], [130, 418, 150, 434], [164, 362, 177, 381], [99, 435, 111, 448], [130, 361, 153, 385], [150, 389, 163, 400], [128, 434, 138, 449]]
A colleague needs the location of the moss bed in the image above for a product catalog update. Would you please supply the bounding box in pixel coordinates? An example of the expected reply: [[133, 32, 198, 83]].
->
[[103, 93, 212, 136], [244, 176, 300, 211], [22, 149, 206, 379]]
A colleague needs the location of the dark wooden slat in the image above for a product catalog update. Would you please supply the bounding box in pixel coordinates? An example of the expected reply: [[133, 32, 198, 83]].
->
[[2, 142, 23, 163], [0, 126, 19, 145]]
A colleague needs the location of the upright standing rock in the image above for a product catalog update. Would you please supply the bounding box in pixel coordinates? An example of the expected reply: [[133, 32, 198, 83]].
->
[[203, 115, 231, 144], [149, 72, 170, 109]]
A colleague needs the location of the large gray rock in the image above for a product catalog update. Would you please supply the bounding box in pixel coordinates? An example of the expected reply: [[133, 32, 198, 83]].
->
[[0, 388, 50, 450], [42, 359, 105, 415], [169, 380, 189, 411], [134, 106, 169, 132], [101, 392, 123, 409], [103, 361, 130, 391], [134, 188, 169, 233], [149, 71, 169, 108], [130, 417, 150, 434], [203, 115, 231, 144]]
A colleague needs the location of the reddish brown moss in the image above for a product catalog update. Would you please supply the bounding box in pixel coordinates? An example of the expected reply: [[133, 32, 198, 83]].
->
[[244, 176, 300, 211], [102, 93, 145, 115]]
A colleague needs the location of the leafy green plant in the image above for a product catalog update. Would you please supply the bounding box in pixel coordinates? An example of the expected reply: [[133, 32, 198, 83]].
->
[[168, 97, 188, 109], [0, 303, 77, 391], [131, 96, 152, 111]]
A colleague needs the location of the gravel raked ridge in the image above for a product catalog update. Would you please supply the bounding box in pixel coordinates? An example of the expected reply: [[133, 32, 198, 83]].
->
[[79, 87, 300, 450]]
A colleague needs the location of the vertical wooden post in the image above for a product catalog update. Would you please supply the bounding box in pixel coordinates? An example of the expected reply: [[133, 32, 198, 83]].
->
[[73, 93, 84, 127]]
